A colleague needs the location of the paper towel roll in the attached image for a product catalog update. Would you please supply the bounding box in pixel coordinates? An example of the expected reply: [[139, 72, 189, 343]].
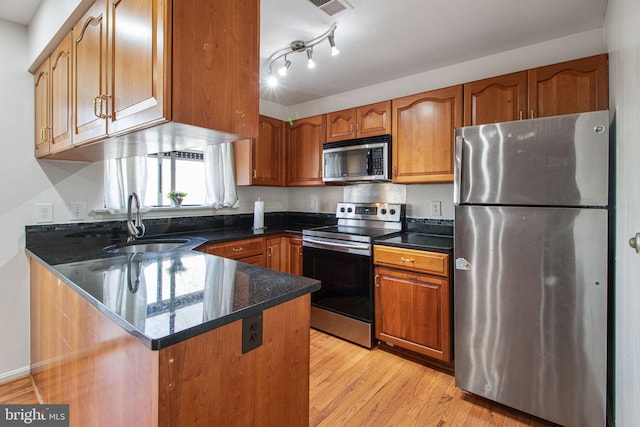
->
[[253, 198, 264, 230]]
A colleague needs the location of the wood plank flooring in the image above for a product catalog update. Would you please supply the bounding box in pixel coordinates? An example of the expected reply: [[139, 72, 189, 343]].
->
[[1, 330, 557, 426], [309, 329, 558, 427]]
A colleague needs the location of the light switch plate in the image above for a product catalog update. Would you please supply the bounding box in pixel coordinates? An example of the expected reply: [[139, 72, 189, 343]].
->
[[36, 203, 53, 223]]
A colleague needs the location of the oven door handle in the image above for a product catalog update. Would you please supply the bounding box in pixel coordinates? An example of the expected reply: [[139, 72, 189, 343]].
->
[[303, 237, 371, 252]]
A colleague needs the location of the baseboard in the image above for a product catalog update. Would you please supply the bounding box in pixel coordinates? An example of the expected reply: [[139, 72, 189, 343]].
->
[[0, 366, 30, 385]]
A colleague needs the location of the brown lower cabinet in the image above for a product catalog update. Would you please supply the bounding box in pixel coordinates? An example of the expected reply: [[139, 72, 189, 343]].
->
[[197, 237, 266, 266], [266, 235, 304, 276], [29, 257, 310, 426], [373, 245, 452, 363]]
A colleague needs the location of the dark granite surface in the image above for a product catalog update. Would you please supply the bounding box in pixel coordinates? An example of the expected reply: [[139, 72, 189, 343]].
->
[[25, 212, 332, 350], [49, 250, 320, 350], [25, 212, 452, 349], [373, 219, 454, 253]]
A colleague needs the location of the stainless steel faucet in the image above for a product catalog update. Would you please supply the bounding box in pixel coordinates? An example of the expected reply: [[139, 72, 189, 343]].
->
[[126, 192, 145, 241]]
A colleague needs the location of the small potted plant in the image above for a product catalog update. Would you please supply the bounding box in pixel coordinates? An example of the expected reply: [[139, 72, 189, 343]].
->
[[167, 190, 187, 207]]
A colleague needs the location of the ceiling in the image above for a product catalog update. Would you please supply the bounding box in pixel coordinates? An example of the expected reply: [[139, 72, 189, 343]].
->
[[0, 0, 608, 107]]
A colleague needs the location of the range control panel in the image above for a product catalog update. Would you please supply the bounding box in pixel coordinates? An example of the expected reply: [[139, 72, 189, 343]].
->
[[336, 202, 404, 223]]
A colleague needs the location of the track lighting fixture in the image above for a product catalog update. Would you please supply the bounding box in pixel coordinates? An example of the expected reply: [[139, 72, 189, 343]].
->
[[265, 24, 339, 87]]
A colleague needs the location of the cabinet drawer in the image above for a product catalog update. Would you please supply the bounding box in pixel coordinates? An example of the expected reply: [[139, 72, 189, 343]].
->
[[199, 237, 264, 260], [373, 245, 449, 277]]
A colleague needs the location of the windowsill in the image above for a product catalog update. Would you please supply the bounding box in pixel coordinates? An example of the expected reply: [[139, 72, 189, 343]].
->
[[91, 205, 239, 221]]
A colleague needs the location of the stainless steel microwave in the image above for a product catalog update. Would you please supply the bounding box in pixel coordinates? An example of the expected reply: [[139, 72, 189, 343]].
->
[[322, 135, 391, 183]]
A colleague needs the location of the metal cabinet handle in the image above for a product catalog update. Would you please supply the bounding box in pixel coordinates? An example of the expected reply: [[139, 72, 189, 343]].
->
[[93, 96, 100, 118], [400, 257, 414, 263], [375, 274, 380, 287], [630, 233, 640, 254], [268, 247, 272, 257], [253, 169, 257, 178], [519, 111, 523, 120], [232, 247, 243, 252], [101, 94, 112, 119], [530, 109, 535, 119]]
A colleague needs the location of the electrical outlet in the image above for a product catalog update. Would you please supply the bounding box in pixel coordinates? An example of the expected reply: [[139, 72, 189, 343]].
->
[[36, 203, 53, 223], [430, 201, 442, 217], [309, 197, 317, 211], [70, 202, 86, 220], [242, 312, 263, 354]]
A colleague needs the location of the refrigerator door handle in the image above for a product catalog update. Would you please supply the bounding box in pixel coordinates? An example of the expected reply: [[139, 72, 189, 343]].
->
[[453, 135, 463, 205]]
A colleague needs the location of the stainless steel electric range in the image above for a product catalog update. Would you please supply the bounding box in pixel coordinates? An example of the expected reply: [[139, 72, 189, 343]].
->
[[302, 202, 405, 348]]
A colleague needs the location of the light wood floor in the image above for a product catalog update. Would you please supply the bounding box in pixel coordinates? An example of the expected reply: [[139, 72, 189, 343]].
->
[[1, 330, 557, 426], [309, 329, 557, 427]]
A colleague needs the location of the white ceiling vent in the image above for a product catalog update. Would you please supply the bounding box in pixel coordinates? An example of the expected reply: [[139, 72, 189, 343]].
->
[[307, 0, 353, 16]]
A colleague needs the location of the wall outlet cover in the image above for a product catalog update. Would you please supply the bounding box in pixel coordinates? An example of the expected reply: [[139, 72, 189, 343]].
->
[[36, 203, 53, 223], [70, 202, 86, 220]]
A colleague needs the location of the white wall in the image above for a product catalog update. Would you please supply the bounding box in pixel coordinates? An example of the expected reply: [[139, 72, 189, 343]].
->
[[0, 19, 103, 382], [605, 0, 640, 424]]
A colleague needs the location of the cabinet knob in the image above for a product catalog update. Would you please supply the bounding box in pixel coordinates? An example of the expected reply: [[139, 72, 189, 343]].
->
[[629, 233, 640, 254]]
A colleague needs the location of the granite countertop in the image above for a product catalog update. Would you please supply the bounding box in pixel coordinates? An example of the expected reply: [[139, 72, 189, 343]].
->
[[373, 232, 454, 253], [45, 249, 319, 350], [26, 214, 326, 350]]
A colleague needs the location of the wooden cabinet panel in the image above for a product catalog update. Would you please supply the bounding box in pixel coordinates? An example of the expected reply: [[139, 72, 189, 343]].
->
[[49, 33, 73, 153], [287, 115, 325, 186], [106, 0, 168, 136], [374, 266, 451, 362], [172, 0, 258, 137], [287, 237, 303, 276], [236, 116, 286, 186], [464, 71, 528, 126], [34, 59, 50, 157], [72, 0, 108, 145], [198, 237, 265, 266], [392, 85, 462, 183], [266, 236, 286, 272], [358, 101, 391, 138], [326, 101, 391, 142], [326, 108, 356, 142], [528, 54, 608, 118], [373, 246, 448, 277]]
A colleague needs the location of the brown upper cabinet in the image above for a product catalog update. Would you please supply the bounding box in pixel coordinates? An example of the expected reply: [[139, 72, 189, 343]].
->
[[326, 101, 391, 142], [287, 115, 325, 186], [464, 54, 608, 126], [529, 54, 608, 118], [72, 0, 169, 145], [34, 32, 73, 158], [235, 115, 286, 186], [41, 0, 258, 161], [392, 85, 463, 184], [464, 71, 528, 126]]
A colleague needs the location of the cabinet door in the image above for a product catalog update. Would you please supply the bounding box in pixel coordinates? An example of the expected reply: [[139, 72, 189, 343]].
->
[[357, 101, 391, 138], [326, 108, 356, 142], [106, 0, 168, 135], [528, 54, 608, 118], [34, 59, 51, 158], [72, 0, 108, 145], [266, 237, 285, 272], [286, 237, 303, 276], [392, 85, 462, 183], [50, 32, 73, 153], [374, 267, 451, 362], [464, 71, 527, 126], [254, 116, 285, 186], [287, 115, 325, 186]]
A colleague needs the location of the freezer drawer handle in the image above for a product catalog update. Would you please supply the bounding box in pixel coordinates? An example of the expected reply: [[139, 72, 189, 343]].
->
[[629, 233, 640, 254]]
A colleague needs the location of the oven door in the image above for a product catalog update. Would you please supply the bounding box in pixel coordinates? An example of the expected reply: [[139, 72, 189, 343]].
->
[[302, 238, 374, 323]]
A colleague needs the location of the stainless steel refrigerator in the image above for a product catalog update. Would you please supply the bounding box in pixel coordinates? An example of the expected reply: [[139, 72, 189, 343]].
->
[[453, 110, 609, 427]]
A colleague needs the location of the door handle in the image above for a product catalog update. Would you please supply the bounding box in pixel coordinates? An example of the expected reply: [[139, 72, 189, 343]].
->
[[629, 233, 640, 254]]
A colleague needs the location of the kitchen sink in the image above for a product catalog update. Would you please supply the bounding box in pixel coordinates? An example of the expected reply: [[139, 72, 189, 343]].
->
[[103, 239, 190, 254]]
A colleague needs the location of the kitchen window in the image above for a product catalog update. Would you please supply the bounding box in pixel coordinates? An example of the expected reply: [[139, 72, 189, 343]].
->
[[145, 150, 206, 207]]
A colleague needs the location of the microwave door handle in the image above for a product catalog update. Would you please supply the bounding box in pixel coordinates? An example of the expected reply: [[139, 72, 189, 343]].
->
[[366, 149, 372, 175]]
